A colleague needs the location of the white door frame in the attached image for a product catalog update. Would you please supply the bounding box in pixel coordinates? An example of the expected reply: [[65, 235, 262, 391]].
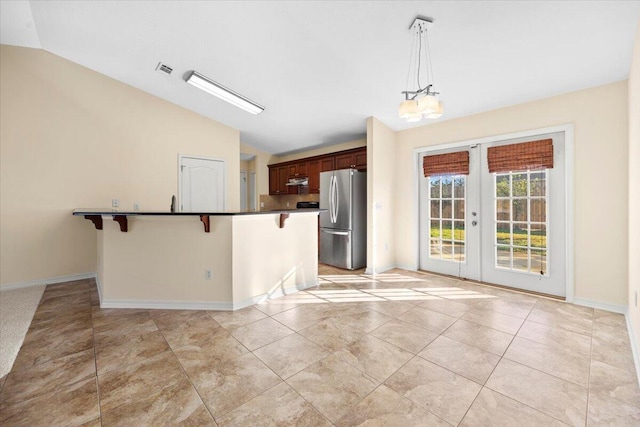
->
[[249, 172, 257, 211], [413, 124, 574, 302], [240, 171, 248, 211], [177, 154, 227, 212]]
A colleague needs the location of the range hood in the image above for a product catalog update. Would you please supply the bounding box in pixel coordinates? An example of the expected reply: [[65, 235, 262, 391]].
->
[[285, 177, 308, 186]]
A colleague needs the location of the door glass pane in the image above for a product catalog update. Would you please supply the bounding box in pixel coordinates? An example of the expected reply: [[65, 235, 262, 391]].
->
[[430, 200, 440, 218], [430, 178, 441, 198], [531, 249, 547, 274], [512, 199, 528, 221], [513, 248, 529, 272], [430, 220, 440, 238], [531, 224, 546, 248], [454, 177, 465, 198], [530, 172, 546, 196], [454, 221, 465, 241], [496, 223, 511, 244], [454, 242, 465, 261], [496, 175, 510, 197], [493, 170, 549, 275], [497, 246, 511, 268], [512, 223, 528, 247], [441, 241, 453, 260], [442, 177, 452, 198], [428, 174, 466, 262], [496, 199, 510, 221], [454, 200, 465, 219], [512, 173, 528, 196], [442, 200, 453, 218], [530, 199, 546, 222]]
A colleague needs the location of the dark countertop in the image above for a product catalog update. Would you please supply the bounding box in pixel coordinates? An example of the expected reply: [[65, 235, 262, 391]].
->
[[72, 208, 324, 216]]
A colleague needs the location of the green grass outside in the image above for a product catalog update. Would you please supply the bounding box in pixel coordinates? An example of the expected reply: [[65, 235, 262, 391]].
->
[[431, 227, 546, 248]]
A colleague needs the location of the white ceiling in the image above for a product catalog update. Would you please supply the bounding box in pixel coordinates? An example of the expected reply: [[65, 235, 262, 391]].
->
[[1, 1, 639, 155]]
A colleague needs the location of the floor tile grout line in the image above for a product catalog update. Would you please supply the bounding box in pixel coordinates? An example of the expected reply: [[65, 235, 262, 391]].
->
[[485, 387, 574, 427], [151, 314, 219, 424], [585, 308, 594, 427], [90, 296, 103, 426], [473, 299, 580, 426]]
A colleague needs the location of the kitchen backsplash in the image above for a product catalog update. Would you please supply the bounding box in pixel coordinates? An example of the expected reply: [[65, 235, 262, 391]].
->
[[260, 193, 319, 211]]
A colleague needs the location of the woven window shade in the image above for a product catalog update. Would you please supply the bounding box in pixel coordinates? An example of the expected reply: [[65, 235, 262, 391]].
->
[[487, 139, 554, 173], [423, 151, 469, 177]]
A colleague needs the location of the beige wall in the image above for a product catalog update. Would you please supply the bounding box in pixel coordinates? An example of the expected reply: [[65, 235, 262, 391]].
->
[[366, 118, 396, 272], [0, 45, 241, 288], [272, 138, 366, 164], [628, 21, 640, 358], [240, 142, 274, 198], [394, 81, 629, 306]]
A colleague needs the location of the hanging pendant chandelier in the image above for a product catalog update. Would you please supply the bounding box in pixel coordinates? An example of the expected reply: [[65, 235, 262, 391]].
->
[[399, 17, 444, 122]]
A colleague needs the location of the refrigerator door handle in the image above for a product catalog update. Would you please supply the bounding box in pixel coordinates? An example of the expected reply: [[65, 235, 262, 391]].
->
[[334, 175, 339, 223], [321, 229, 349, 236], [329, 175, 333, 223], [331, 175, 337, 223]]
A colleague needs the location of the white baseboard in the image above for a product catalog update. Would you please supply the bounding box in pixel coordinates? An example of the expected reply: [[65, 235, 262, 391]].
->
[[0, 272, 97, 292], [626, 314, 640, 388], [572, 297, 628, 314], [573, 297, 639, 387], [395, 264, 419, 272], [364, 265, 395, 275], [99, 282, 319, 312], [100, 299, 234, 311]]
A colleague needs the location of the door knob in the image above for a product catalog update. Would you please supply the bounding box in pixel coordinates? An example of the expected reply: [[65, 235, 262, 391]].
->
[[472, 220, 478, 226]]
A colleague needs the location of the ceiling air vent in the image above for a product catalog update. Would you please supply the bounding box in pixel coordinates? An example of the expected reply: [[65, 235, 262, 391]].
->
[[155, 62, 173, 75]]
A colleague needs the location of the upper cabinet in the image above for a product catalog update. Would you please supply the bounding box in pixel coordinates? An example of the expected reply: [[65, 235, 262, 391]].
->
[[268, 147, 366, 195], [335, 148, 367, 170]]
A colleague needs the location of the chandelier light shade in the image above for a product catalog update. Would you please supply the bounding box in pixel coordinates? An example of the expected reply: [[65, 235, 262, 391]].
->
[[399, 16, 443, 122]]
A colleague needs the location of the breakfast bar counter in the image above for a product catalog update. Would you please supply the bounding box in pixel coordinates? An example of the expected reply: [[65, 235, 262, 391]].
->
[[73, 209, 322, 310]]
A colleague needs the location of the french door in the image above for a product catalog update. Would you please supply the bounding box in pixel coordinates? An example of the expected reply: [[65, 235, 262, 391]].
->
[[419, 131, 566, 297]]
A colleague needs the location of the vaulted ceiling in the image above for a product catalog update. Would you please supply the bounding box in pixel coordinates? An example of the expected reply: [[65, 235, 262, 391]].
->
[[2, 1, 639, 155]]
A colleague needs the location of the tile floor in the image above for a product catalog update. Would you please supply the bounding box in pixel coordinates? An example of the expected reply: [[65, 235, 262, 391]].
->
[[1, 267, 639, 426]]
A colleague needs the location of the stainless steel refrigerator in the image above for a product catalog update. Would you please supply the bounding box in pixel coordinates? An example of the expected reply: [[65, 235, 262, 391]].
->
[[319, 169, 367, 270]]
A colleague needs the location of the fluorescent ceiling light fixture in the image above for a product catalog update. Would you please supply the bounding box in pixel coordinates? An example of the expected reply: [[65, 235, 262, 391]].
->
[[185, 71, 264, 115]]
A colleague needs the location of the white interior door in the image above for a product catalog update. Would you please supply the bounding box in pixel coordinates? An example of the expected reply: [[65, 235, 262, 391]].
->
[[419, 131, 567, 297], [240, 171, 247, 211], [180, 156, 225, 212]]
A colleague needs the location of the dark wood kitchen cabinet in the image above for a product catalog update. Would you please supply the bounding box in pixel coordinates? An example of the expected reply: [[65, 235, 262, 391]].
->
[[288, 161, 308, 178], [268, 147, 366, 195], [307, 160, 321, 193], [268, 164, 291, 195], [334, 147, 367, 170]]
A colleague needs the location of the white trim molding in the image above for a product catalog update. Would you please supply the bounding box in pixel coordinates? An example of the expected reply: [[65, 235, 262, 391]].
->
[[572, 297, 628, 314], [626, 314, 640, 388], [100, 282, 319, 312], [100, 299, 234, 311], [0, 272, 97, 292]]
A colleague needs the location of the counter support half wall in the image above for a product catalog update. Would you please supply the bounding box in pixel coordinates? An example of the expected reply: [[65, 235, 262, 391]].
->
[[88, 212, 319, 310]]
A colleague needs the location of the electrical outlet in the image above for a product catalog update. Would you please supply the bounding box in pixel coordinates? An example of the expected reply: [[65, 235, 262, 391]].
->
[[133, 203, 140, 211], [286, 202, 290, 208], [260, 202, 264, 208], [112, 199, 119, 208], [205, 269, 212, 280]]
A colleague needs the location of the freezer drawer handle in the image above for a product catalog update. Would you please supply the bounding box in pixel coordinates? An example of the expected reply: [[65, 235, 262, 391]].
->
[[321, 229, 349, 236]]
